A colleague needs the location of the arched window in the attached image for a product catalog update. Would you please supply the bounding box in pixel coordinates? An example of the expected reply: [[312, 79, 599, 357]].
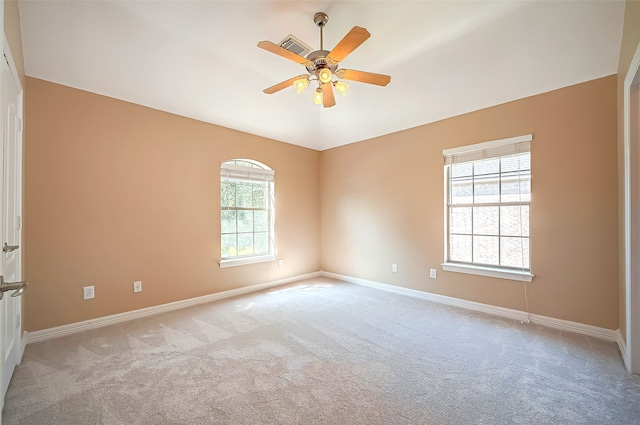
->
[[220, 159, 275, 267]]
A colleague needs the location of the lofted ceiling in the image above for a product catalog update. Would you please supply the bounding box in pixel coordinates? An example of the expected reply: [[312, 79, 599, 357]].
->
[[18, 1, 625, 151]]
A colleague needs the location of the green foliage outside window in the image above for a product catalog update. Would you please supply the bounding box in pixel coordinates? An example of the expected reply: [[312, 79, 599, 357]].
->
[[220, 161, 273, 260]]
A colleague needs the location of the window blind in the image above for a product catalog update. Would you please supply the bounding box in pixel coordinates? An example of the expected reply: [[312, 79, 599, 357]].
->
[[221, 164, 274, 182], [443, 134, 532, 165], [443, 134, 532, 276]]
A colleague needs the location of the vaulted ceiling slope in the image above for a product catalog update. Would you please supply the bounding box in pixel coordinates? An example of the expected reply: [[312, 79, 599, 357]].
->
[[19, 1, 624, 151]]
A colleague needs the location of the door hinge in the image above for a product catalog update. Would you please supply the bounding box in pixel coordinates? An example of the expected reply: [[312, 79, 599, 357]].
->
[[17, 216, 21, 231], [17, 118, 22, 132], [16, 313, 20, 328], [3, 53, 9, 67]]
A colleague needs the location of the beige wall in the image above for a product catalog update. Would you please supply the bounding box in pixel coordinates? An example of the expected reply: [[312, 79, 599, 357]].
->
[[617, 0, 640, 344], [24, 77, 320, 331], [18, 5, 627, 333], [321, 75, 619, 329]]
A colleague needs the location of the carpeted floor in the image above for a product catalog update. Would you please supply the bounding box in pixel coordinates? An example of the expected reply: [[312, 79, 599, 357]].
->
[[3, 277, 640, 424]]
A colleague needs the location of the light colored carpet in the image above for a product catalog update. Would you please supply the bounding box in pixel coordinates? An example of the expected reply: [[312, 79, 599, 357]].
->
[[3, 277, 640, 424]]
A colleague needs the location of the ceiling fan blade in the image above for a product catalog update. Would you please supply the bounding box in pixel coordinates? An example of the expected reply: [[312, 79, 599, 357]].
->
[[257, 41, 312, 66], [322, 83, 336, 108], [263, 75, 309, 94], [326, 26, 370, 63], [336, 69, 391, 86]]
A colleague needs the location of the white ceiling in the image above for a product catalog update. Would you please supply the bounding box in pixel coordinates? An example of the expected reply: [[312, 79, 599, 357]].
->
[[18, 1, 625, 151]]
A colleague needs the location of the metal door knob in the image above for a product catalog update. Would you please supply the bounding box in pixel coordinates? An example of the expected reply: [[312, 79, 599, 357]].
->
[[3, 242, 19, 253], [0, 275, 28, 300]]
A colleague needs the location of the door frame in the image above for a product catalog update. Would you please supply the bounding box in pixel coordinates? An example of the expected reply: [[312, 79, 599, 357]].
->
[[624, 39, 640, 374], [0, 32, 24, 416]]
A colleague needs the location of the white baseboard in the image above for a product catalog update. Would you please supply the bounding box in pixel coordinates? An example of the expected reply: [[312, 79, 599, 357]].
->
[[25, 270, 620, 347], [528, 312, 617, 342], [321, 271, 618, 342], [25, 272, 321, 345], [617, 330, 630, 370]]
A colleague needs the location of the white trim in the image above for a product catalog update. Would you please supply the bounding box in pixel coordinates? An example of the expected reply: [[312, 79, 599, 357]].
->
[[25, 272, 321, 344], [624, 39, 640, 374], [443, 136, 532, 273], [618, 329, 630, 371], [220, 159, 276, 265], [443, 134, 532, 156], [219, 253, 276, 268], [528, 313, 616, 341], [443, 165, 449, 263], [2, 35, 25, 388], [1, 4, 4, 420], [21, 269, 621, 351], [321, 271, 617, 342], [2, 35, 21, 92], [19, 332, 26, 363], [442, 262, 533, 282]]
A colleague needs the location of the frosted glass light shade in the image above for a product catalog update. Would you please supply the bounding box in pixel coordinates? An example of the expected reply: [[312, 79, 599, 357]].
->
[[312, 88, 323, 105], [334, 81, 350, 96], [318, 68, 332, 84], [293, 78, 309, 93]]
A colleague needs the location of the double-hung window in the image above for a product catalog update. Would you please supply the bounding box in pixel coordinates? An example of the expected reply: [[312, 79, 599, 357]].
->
[[443, 135, 533, 282], [220, 159, 275, 268]]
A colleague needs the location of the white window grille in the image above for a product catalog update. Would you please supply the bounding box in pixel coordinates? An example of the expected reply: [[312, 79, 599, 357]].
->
[[220, 159, 275, 268], [443, 135, 532, 281]]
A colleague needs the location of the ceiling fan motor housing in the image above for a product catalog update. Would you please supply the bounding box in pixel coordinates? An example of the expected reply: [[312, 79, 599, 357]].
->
[[306, 49, 338, 74], [305, 13, 340, 79]]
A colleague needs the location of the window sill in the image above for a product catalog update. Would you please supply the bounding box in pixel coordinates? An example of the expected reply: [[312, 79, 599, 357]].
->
[[441, 263, 533, 282], [220, 254, 277, 269]]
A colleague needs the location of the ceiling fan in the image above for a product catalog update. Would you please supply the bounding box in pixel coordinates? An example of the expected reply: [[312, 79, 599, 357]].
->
[[258, 12, 391, 108]]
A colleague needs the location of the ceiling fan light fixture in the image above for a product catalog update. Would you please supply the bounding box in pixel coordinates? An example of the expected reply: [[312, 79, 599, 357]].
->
[[334, 80, 350, 96], [312, 88, 323, 105], [293, 77, 310, 93], [317, 68, 332, 84], [258, 12, 391, 108]]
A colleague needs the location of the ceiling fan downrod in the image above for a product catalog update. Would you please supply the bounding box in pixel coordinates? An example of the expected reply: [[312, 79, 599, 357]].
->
[[314, 12, 328, 51]]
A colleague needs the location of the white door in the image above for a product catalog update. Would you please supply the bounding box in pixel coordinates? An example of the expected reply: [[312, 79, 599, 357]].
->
[[0, 47, 23, 409]]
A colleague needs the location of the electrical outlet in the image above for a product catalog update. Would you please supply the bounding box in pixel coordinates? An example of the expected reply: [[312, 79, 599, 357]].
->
[[133, 280, 143, 293], [278, 259, 284, 268], [392, 264, 398, 273], [83, 285, 95, 300], [430, 268, 437, 279]]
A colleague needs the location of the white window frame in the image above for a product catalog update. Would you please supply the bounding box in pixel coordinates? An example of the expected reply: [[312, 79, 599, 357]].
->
[[442, 134, 534, 282], [219, 160, 276, 268]]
